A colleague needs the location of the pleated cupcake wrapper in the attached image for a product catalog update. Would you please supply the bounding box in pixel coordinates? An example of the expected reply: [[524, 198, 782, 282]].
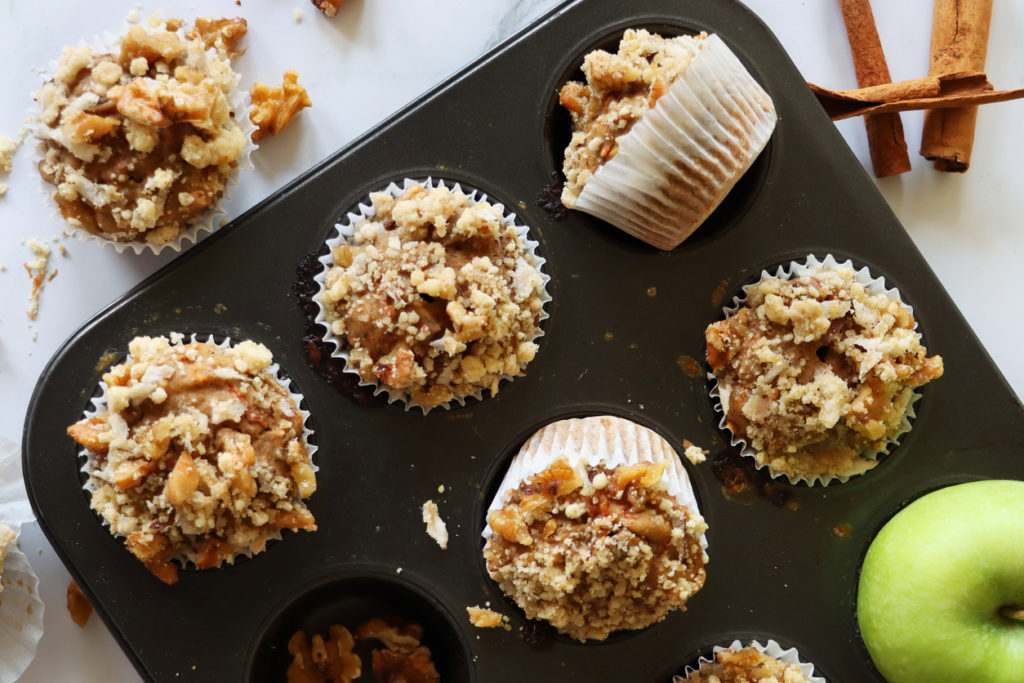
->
[[76, 333, 316, 571], [0, 436, 35, 533], [314, 176, 552, 414], [674, 639, 825, 683], [0, 544, 45, 683], [573, 33, 776, 251], [32, 23, 257, 255], [481, 415, 706, 554], [708, 254, 922, 487]]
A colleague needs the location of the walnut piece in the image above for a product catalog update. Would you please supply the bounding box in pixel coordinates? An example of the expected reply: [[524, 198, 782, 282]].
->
[[286, 626, 361, 683], [311, 0, 344, 17], [249, 70, 311, 141], [187, 17, 247, 59], [66, 580, 93, 627]]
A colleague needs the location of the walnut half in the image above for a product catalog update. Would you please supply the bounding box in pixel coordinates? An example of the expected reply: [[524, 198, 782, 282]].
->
[[249, 70, 312, 141]]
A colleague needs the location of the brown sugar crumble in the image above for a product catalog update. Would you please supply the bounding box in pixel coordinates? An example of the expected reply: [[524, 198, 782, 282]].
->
[[706, 266, 943, 483], [466, 605, 508, 629], [559, 29, 705, 208], [35, 18, 248, 246], [679, 646, 814, 683], [66, 335, 316, 584], [319, 183, 547, 409], [249, 70, 311, 141], [484, 458, 707, 641]]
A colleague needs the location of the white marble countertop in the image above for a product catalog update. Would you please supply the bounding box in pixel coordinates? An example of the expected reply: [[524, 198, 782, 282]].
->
[[1, 0, 1021, 680]]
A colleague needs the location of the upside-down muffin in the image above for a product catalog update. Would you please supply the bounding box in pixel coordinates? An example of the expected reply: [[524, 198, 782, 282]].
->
[[67, 335, 316, 584], [706, 264, 943, 484], [318, 181, 547, 410], [559, 29, 775, 250], [35, 17, 249, 247], [483, 415, 707, 641]]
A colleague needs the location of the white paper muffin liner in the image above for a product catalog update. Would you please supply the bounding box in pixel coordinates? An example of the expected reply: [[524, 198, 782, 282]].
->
[[0, 436, 35, 532], [314, 176, 552, 414], [32, 21, 257, 255], [481, 415, 706, 553], [0, 542, 45, 683], [572, 33, 776, 250], [674, 639, 825, 683], [74, 333, 317, 572], [708, 254, 923, 487]]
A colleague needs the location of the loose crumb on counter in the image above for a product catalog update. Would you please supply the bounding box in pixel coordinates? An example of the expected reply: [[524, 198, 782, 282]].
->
[[24, 239, 53, 320], [422, 500, 448, 550]]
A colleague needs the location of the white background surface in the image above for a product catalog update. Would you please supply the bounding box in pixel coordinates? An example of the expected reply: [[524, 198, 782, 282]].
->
[[0, 0, 1021, 680]]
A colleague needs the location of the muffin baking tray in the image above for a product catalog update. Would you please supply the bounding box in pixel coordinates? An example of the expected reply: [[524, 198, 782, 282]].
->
[[22, 0, 1024, 680]]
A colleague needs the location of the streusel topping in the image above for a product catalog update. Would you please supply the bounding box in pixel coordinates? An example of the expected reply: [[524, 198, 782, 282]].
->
[[559, 29, 705, 207], [706, 266, 944, 482], [0, 523, 16, 591], [680, 647, 814, 683], [319, 183, 546, 408], [484, 459, 707, 641], [36, 18, 247, 245], [67, 335, 316, 584]]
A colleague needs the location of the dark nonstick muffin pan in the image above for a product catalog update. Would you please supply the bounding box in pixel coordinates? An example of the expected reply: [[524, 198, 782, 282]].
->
[[23, 0, 1024, 681]]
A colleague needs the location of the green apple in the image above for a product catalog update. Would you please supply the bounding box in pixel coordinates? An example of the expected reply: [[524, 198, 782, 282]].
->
[[857, 479, 1024, 683]]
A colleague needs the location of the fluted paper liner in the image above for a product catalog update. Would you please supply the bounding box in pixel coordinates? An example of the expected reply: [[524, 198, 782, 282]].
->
[[75, 333, 316, 571], [314, 177, 551, 414], [0, 543, 45, 683], [32, 22, 257, 255], [482, 415, 705, 551], [572, 34, 776, 250], [0, 437, 34, 531], [708, 254, 922, 486], [674, 639, 825, 683]]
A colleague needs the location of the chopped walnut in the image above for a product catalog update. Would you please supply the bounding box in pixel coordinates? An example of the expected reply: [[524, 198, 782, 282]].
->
[[66, 580, 93, 627], [67, 336, 317, 584], [372, 648, 440, 683], [187, 17, 247, 59], [311, 0, 344, 17], [356, 616, 423, 653], [705, 265, 944, 483], [249, 70, 312, 141], [286, 626, 361, 683]]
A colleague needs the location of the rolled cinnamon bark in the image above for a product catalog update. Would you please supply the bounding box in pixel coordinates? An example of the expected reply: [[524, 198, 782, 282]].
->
[[920, 0, 994, 172], [838, 0, 910, 178]]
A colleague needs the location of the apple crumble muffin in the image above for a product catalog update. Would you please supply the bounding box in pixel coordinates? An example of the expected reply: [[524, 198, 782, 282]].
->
[[560, 29, 707, 207], [558, 29, 775, 250], [319, 182, 547, 409], [484, 458, 707, 641], [67, 335, 316, 584], [679, 646, 814, 683], [35, 18, 248, 246], [706, 265, 944, 483]]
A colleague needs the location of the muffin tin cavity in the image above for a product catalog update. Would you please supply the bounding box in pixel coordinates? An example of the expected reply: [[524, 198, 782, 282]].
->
[[245, 572, 474, 682], [542, 21, 774, 250]]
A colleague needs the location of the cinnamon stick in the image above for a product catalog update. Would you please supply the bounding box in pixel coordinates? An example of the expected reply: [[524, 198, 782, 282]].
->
[[810, 73, 1024, 121], [920, 0, 994, 172], [838, 0, 910, 177]]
